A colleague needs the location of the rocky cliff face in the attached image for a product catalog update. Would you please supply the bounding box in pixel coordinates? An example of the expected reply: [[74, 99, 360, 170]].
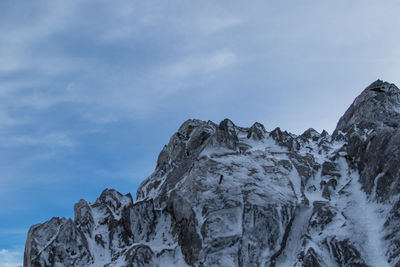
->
[[24, 80, 400, 266]]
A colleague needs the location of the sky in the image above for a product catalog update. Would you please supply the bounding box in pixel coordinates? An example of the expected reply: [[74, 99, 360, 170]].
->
[[1, 1, 400, 266]]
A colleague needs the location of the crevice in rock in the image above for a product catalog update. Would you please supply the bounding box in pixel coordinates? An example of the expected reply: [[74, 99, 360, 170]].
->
[[269, 208, 296, 267]]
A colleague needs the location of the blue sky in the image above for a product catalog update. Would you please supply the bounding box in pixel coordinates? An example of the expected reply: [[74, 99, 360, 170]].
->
[[1, 1, 400, 266]]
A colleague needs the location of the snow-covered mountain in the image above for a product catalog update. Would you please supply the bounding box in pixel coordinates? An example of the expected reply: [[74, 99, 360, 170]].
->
[[24, 80, 400, 266]]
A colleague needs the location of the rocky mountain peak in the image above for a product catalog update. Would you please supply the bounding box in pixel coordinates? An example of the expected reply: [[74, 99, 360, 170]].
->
[[334, 79, 400, 137], [24, 80, 400, 267], [247, 122, 267, 140], [300, 128, 320, 141]]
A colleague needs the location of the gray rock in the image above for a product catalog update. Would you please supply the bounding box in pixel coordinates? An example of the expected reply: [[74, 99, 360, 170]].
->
[[74, 199, 94, 237], [321, 161, 341, 177], [247, 122, 267, 140], [302, 247, 321, 267], [270, 127, 299, 151], [216, 118, 239, 150], [323, 237, 369, 267], [124, 244, 155, 267], [308, 201, 337, 232], [24, 217, 93, 267], [167, 191, 202, 265], [300, 128, 321, 142]]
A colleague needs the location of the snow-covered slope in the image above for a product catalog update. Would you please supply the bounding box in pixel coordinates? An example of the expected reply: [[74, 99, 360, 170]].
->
[[24, 80, 400, 266]]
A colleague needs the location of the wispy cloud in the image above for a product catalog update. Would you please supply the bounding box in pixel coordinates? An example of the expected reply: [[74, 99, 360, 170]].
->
[[195, 17, 241, 34], [0, 133, 75, 148], [0, 249, 22, 267], [1, 0, 397, 133], [165, 50, 237, 79], [0, 109, 22, 130], [0, 1, 79, 73]]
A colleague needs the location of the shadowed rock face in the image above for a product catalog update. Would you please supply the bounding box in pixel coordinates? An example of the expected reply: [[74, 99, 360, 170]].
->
[[334, 80, 400, 200], [24, 80, 400, 267]]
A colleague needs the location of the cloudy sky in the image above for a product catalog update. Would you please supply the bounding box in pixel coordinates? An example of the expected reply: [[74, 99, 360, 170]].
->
[[1, 0, 400, 265]]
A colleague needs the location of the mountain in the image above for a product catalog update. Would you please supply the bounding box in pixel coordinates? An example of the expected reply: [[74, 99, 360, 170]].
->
[[24, 80, 400, 267]]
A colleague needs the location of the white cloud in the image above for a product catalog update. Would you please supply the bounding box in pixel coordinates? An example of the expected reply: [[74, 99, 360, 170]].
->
[[0, 1, 242, 130], [16, 88, 78, 110], [0, 133, 75, 148], [196, 17, 241, 34], [166, 50, 237, 79], [204, 51, 237, 72], [0, 229, 27, 237], [0, 109, 22, 130], [0, 1, 79, 74], [1, 0, 400, 133], [0, 249, 23, 267], [26, 133, 75, 147]]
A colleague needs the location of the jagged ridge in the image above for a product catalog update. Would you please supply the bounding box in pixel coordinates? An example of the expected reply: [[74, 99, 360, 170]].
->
[[24, 80, 400, 267]]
